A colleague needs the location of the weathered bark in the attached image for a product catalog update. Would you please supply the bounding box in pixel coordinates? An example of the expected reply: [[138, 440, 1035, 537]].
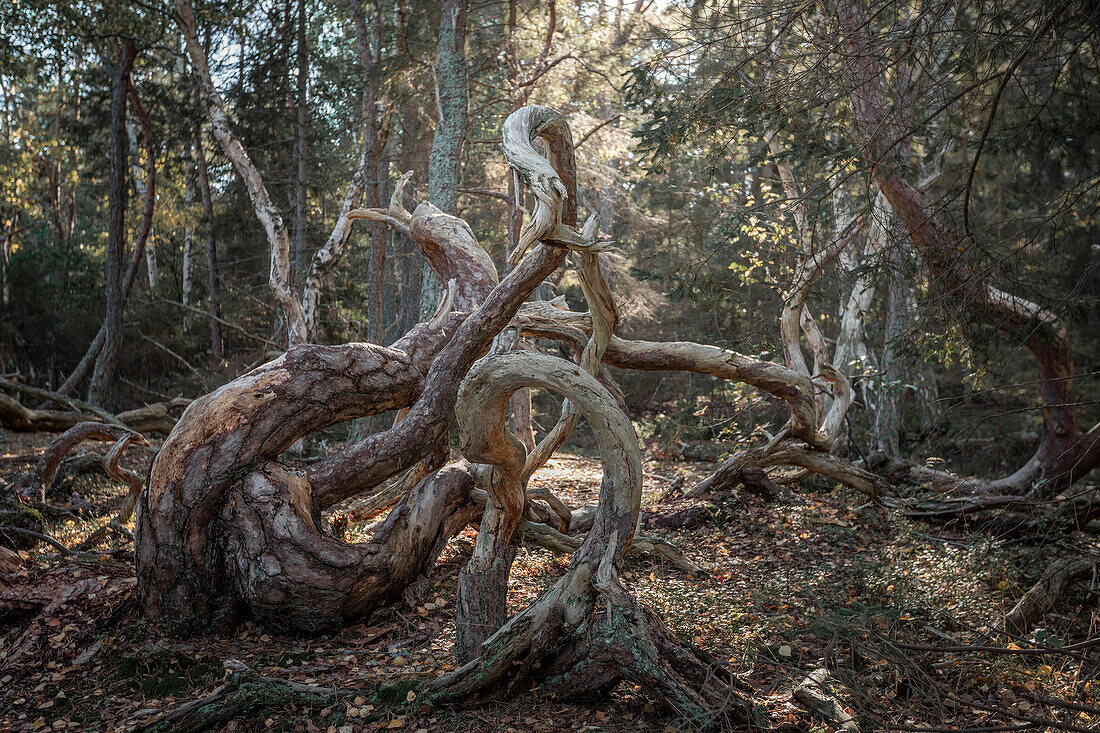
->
[[1001, 557, 1095, 636], [518, 302, 825, 448], [429, 352, 762, 728], [421, 0, 469, 318], [135, 339, 435, 630], [134, 159, 506, 630], [135, 106, 580, 634], [308, 105, 580, 508], [688, 440, 886, 499], [87, 39, 136, 406], [793, 669, 860, 733]]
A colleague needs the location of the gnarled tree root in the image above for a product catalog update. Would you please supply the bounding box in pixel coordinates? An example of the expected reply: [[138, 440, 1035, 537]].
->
[[132, 659, 357, 733], [793, 668, 860, 733], [439, 351, 762, 729], [1001, 556, 1096, 636], [427, 550, 763, 730], [220, 461, 480, 632], [11, 421, 142, 503]]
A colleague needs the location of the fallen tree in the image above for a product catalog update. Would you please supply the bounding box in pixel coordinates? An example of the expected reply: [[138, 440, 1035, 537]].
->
[[0, 377, 188, 434]]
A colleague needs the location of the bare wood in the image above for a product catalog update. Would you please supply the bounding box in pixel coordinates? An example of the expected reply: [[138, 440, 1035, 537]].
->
[[1001, 557, 1095, 636], [431, 349, 760, 725], [12, 421, 136, 502], [793, 668, 860, 733]]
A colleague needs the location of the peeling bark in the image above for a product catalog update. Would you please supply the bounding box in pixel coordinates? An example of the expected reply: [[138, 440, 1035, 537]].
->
[[135, 105, 570, 633]]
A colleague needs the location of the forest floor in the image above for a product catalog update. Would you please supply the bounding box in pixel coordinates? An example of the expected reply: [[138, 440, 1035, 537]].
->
[[1, 429, 1097, 732]]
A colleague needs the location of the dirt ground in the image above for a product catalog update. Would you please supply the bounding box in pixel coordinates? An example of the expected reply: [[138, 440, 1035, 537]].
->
[[1, 429, 1097, 732]]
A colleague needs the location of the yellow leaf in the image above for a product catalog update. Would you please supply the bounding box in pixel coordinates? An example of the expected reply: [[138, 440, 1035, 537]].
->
[[405, 690, 416, 702]]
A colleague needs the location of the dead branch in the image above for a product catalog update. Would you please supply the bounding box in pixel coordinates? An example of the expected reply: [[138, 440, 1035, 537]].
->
[[11, 421, 137, 502], [1001, 556, 1096, 636], [793, 668, 860, 733]]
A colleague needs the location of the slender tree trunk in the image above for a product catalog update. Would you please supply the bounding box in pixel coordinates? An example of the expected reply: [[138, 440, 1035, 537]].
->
[[350, 0, 391, 345], [177, 0, 308, 346], [128, 118, 158, 292], [876, 240, 908, 458], [0, 221, 10, 307], [182, 143, 195, 331], [394, 100, 428, 338], [292, 0, 308, 292], [87, 39, 136, 406], [421, 0, 468, 318], [193, 108, 223, 361]]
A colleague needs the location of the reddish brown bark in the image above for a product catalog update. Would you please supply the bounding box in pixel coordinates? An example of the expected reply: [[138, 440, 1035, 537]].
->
[[835, 0, 1098, 493]]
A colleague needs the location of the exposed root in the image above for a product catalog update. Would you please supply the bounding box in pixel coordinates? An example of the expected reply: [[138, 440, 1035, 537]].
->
[[440, 351, 759, 727], [1001, 556, 1097, 636], [132, 659, 357, 733], [793, 668, 860, 732], [12, 421, 142, 502], [688, 439, 887, 499], [428, 536, 762, 729], [521, 519, 706, 575]]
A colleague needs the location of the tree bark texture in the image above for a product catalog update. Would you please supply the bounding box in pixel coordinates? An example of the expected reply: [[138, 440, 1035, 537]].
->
[[87, 39, 136, 406], [422, 0, 469, 318], [135, 152, 506, 630], [137, 107, 569, 632]]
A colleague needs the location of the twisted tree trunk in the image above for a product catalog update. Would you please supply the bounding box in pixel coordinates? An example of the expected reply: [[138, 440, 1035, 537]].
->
[[135, 106, 760, 726], [836, 0, 1100, 495]]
